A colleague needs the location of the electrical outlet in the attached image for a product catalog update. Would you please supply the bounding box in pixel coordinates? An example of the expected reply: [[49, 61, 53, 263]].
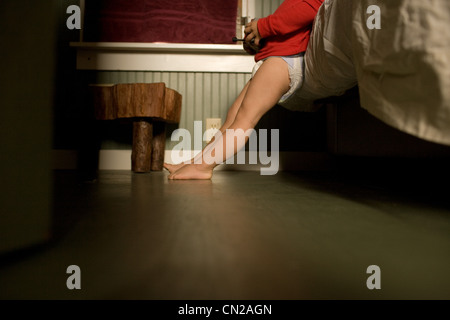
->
[[205, 118, 222, 142]]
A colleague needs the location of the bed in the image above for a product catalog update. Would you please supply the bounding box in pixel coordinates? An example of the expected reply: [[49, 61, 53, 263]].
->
[[279, 0, 450, 147]]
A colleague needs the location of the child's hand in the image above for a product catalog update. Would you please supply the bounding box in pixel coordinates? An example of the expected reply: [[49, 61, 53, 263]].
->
[[243, 19, 261, 55], [243, 39, 259, 55], [244, 19, 262, 47]]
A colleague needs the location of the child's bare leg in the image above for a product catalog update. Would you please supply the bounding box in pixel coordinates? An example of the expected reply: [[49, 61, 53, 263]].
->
[[164, 81, 251, 173], [168, 58, 290, 180]]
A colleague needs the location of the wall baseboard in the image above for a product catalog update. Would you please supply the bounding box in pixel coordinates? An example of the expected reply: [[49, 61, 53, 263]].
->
[[52, 149, 332, 172]]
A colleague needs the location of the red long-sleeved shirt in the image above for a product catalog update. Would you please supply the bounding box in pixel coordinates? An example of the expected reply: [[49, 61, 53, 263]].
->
[[255, 0, 324, 61]]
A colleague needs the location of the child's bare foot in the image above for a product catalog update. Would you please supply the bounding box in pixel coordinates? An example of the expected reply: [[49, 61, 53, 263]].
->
[[168, 164, 213, 180], [163, 162, 186, 174]]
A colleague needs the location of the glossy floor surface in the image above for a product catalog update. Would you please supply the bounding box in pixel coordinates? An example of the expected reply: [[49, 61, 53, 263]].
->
[[1, 168, 449, 300]]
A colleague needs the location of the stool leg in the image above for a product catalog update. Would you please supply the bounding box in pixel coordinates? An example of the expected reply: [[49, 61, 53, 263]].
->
[[151, 121, 166, 171], [132, 120, 152, 173]]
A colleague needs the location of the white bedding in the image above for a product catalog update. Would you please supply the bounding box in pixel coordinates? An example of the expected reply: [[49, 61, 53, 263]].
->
[[280, 0, 450, 146]]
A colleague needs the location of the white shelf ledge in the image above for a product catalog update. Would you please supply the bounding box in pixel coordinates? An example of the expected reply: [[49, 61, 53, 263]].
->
[[70, 42, 255, 73], [70, 42, 249, 54]]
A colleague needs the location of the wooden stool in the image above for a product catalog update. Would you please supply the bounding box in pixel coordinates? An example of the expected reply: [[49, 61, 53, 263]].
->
[[90, 83, 182, 172]]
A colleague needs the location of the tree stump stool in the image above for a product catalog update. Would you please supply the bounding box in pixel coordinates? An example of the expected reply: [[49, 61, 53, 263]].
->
[[90, 83, 182, 173]]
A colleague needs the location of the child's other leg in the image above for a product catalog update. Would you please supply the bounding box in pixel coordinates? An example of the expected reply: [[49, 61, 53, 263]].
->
[[168, 57, 290, 180], [164, 81, 251, 173]]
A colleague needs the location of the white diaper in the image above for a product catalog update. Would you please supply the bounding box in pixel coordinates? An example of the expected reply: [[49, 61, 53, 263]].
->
[[251, 53, 305, 103]]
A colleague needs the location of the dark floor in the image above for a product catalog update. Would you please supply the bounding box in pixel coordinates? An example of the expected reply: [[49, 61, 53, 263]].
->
[[1, 166, 450, 300]]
